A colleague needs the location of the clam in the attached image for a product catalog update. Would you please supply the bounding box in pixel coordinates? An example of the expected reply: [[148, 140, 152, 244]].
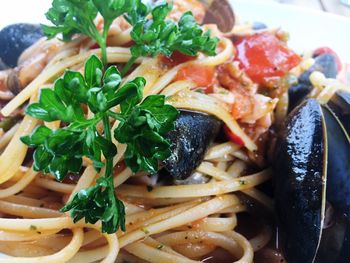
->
[[274, 94, 350, 263], [161, 110, 222, 181], [200, 0, 235, 32]]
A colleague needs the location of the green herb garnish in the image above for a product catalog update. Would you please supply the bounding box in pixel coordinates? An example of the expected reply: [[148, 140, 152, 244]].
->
[[43, 0, 218, 74], [23, 0, 219, 234], [21, 55, 179, 233]]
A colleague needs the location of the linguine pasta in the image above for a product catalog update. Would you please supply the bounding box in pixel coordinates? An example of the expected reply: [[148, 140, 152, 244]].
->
[[2, 1, 343, 262]]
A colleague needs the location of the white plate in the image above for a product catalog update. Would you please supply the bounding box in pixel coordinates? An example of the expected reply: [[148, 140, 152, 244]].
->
[[231, 0, 350, 62], [0, 0, 349, 259], [1, 0, 350, 62]]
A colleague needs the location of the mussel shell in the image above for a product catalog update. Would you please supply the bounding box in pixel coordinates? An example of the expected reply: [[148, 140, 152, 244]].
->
[[0, 23, 43, 67], [327, 90, 350, 136], [0, 58, 8, 70], [299, 54, 339, 85], [322, 106, 350, 219], [316, 209, 350, 263], [288, 83, 313, 112], [288, 54, 339, 112], [162, 110, 221, 180], [274, 99, 326, 263]]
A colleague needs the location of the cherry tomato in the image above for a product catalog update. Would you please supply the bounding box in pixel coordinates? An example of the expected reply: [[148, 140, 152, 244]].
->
[[160, 51, 196, 67], [236, 33, 301, 85], [175, 64, 215, 92], [223, 125, 245, 146], [313, 47, 342, 71]]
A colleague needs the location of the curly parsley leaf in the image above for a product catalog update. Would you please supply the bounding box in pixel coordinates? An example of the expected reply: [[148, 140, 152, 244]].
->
[[60, 177, 125, 233], [42, 0, 135, 66], [123, 2, 219, 75], [21, 55, 178, 233], [43, 0, 218, 74], [115, 95, 179, 173]]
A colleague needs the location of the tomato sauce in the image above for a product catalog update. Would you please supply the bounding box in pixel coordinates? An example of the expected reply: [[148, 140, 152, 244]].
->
[[175, 64, 215, 89]]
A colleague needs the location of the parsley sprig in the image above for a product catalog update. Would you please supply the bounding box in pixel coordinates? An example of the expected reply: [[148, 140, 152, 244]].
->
[[43, 0, 219, 74], [23, 0, 219, 234], [124, 2, 219, 75], [21, 55, 179, 233]]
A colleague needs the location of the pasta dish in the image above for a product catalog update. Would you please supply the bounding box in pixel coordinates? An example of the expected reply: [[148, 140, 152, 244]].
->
[[0, 0, 348, 262]]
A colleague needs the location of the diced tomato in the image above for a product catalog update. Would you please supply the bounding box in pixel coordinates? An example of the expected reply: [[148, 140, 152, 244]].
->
[[160, 51, 196, 67], [175, 64, 215, 92], [313, 47, 342, 71], [235, 33, 301, 85], [223, 125, 245, 146]]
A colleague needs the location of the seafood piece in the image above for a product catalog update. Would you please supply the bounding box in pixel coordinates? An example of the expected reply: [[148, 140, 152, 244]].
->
[[299, 54, 339, 85], [0, 59, 8, 71], [0, 23, 43, 67], [0, 24, 61, 100], [288, 83, 313, 112], [274, 96, 350, 263], [162, 110, 222, 180], [288, 54, 339, 111], [200, 0, 235, 32], [327, 90, 350, 135]]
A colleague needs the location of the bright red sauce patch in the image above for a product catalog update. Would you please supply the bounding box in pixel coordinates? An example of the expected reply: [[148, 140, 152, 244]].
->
[[236, 33, 301, 85]]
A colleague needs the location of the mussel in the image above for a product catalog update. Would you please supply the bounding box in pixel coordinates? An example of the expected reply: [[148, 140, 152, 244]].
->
[[288, 54, 340, 112], [161, 110, 222, 181], [0, 23, 43, 68], [274, 93, 350, 263]]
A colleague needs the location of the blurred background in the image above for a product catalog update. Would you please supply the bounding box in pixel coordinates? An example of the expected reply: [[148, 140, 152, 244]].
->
[[275, 0, 350, 16]]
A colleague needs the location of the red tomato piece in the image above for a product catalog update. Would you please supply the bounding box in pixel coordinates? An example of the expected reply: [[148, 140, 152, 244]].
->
[[236, 33, 301, 85], [313, 47, 342, 71], [223, 125, 245, 146], [175, 64, 215, 92], [160, 51, 196, 67]]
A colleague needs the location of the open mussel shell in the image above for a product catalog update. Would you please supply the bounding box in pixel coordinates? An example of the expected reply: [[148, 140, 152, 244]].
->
[[274, 96, 350, 263]]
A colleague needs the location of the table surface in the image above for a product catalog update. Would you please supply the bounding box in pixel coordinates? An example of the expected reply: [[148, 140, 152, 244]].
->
[[275, 0, 350, 16]]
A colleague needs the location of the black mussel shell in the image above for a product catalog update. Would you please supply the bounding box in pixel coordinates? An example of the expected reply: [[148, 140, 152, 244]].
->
[[322, 107, 350, 218], [0, 58, 8, 70], [0, 23, 43, 67], [274, 99, 325, 263], [288, 83, 313, 112], [299, 54, 339, 85], [327, 90, 350, 136], [162, 110, 222, 180], [275, 96, 350, 263], [288, 54, 339, 112]]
